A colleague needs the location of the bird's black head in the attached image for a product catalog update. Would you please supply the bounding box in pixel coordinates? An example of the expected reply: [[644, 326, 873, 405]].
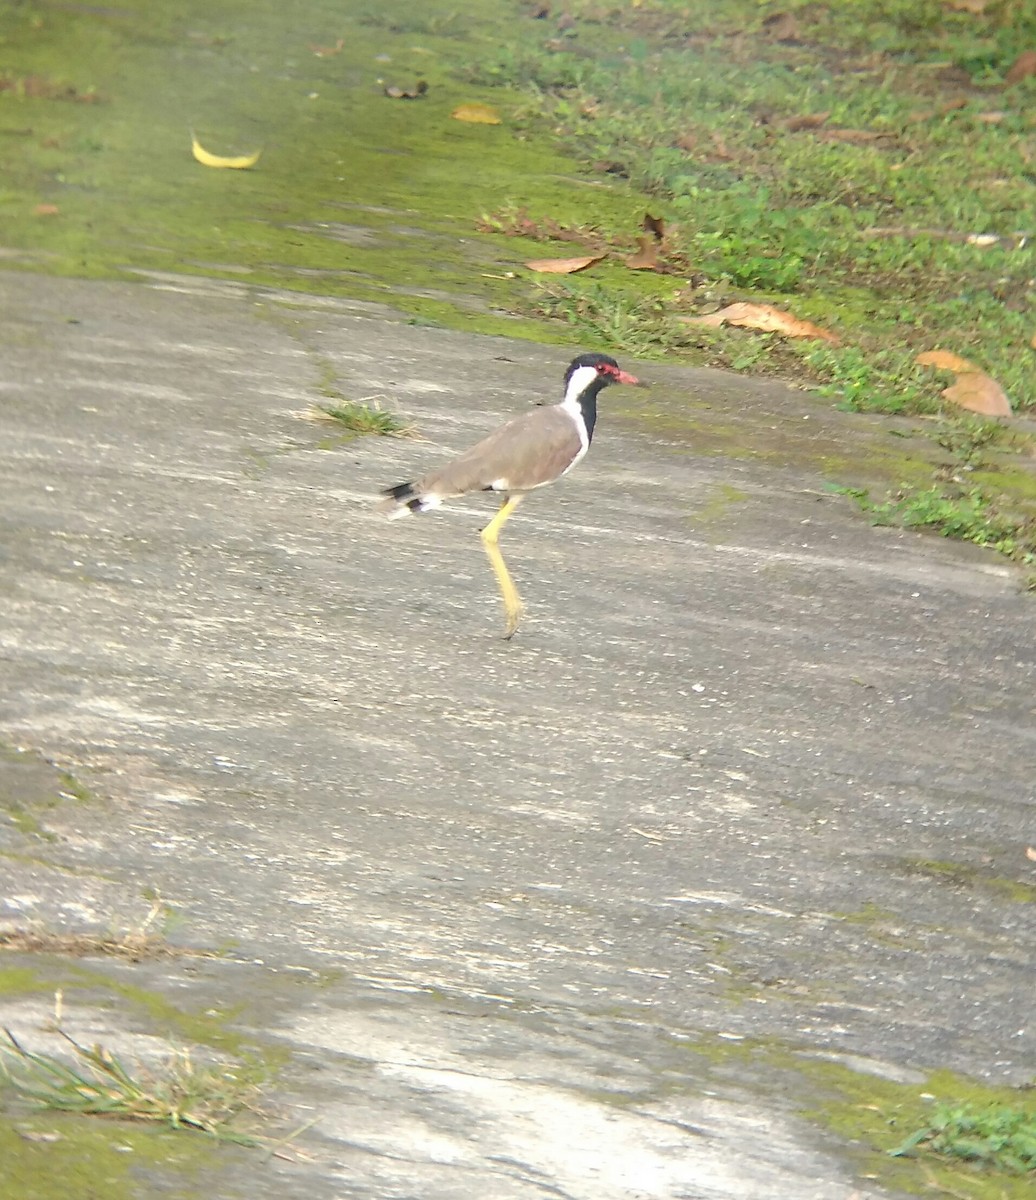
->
[[564, 352, 640, 390]]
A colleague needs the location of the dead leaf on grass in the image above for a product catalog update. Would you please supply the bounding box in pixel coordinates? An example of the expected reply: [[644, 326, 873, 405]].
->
[[941, 372, 1012, 417], [784, 111, 830, 132], [977, 110, 1006, 125], [625, 235, 659, 270], [945, 0, 993, 12], [1031, 331, 1036, 350], [643, 212, 665, 241], [761, 11, 800, 41], [710, 132, 734, 160], [820, 128, 894, 144], [33, 203, 59, 216], [680, 302, 840, 343], [310, 39, 344, 57], [524, 254, 603, 274], [907, 97, 967, 123], [452, 102, 501, 124], [1005, 50, 1036, 86], [384, 80, 428, 100], [915, 349, 979, 372]]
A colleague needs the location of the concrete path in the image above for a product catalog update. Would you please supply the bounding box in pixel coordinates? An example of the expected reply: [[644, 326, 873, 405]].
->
[[1, 270, 1034, 1198]]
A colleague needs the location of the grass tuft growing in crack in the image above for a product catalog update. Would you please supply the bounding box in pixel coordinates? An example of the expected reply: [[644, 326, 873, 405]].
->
[[0, 1027, 266, 1146], [315, 398, 415, 438]]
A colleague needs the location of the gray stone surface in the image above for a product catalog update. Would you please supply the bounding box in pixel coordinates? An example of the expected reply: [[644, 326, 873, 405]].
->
[[1, 270, 1034, 1198]]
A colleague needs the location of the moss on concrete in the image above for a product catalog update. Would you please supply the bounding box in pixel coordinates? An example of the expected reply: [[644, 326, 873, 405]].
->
[[662, 1032, 1036, 1200], [0, 1111, 227, 1200], [0, 0, 654, 343], [896, 858, 1036, 904]]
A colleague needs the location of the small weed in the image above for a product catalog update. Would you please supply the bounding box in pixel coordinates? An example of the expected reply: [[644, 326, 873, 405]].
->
[[868, 483, 1034, 560], [315, 399, 414, 438], [0, 1027, 266, 1145], [935, 414, 1008, 468], [891, 1100, 1036, 1174], [531, 280, 688, 357]]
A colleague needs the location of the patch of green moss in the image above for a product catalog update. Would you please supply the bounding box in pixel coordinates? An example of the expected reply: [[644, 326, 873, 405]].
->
[[897, 858, 1036, 904], [0, 957, 279, 1066], [0, 0, 655, 345], [56, 965, 256, 1057], [692, 483, 749, 524], [0, 743, 92, 841], [971, 468, 1036, 504], [798, 1060, 1036, 1200], [664, 1032, 1036, 1199], [0, 967, 46, 999], [0, 1111, 228, 1200]]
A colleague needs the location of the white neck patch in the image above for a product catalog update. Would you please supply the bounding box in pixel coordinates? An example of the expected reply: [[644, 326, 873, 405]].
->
[[561, 364, 600, 412]]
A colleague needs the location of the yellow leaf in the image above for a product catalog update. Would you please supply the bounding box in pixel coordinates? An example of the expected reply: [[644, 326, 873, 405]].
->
[[190, 133, 262, 170], [680, 302, 839, 343], [524, 254, 603, 274], [915, 349, 979, 372], [451, 103, 501, 125], [941, 372, 1012, 417]]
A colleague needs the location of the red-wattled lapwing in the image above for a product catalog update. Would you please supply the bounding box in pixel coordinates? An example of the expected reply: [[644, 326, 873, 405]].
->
[[379, 351, 640, 638]]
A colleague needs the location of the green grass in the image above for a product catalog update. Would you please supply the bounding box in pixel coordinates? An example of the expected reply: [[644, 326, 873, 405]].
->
[[0, 1028, 266, 1146], [847, 409, 1036, 567], [1, 0, 1034, 567], [465, 0, 1036, 566], [470, 0, 1036, 411], [315, 399, 414, 438], [891, 1100, 1036, 1175]]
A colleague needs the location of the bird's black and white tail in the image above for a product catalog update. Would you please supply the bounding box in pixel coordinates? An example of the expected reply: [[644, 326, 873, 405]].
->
[[378, 482, 443, 519]]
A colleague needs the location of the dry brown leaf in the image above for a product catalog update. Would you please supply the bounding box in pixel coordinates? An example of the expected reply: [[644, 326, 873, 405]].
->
[[945, 0, 992, 11], [784, 111, 830, 131], [384, 80, 428, 100], [710, 132, 734, 160], [681, 302, 839, 343], [524, 254, 603, 274], [310, 39, 344, 57], [1026, 846, 1036, 862], [452, 102, 501, 125], [908, 97, 967, 123], [625, 236, 659, 271], [643, 212, 665, 241], [820, 128, 892, 144], [942, 372, 1012, 417], [761, 12, 800, 41], [915, 349, 979, 372], [977, 110, 1006, 125], [1005, 49, 1036, 86], [1031, 331, 1036, 350], [33, 203, 59, 216]]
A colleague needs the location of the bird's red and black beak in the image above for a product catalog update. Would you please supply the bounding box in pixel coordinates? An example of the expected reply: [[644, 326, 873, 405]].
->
[[599, 362, 642, 386]]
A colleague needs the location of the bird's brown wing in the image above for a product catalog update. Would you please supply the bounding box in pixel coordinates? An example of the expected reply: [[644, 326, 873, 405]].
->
[[417, 407, 584, 499]]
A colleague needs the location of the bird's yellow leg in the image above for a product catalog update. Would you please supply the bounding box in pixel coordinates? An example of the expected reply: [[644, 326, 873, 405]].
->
[[480, 495, 525, 639]]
